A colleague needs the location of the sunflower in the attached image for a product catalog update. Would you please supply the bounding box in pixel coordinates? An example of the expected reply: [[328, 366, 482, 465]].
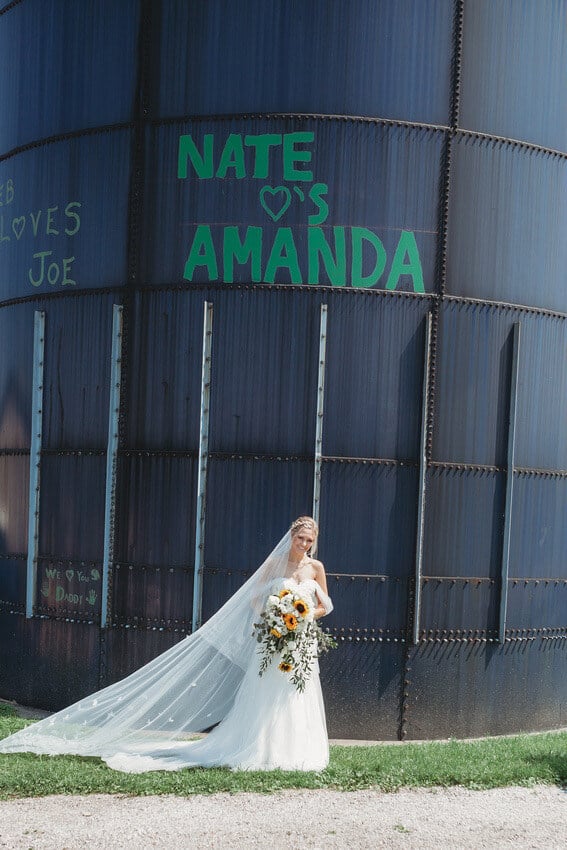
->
[[283, 613, 298, 631], [278, 588, 291, 599], [270, 627, 282, 639], [279, 661, 293, 672], [294, 599, 309, 617]]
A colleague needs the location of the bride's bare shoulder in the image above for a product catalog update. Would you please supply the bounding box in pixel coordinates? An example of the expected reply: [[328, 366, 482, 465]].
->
[[307, 558, 325, 576]]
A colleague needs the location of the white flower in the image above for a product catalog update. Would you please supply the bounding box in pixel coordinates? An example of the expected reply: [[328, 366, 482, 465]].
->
[[267, 594, 279, 606]]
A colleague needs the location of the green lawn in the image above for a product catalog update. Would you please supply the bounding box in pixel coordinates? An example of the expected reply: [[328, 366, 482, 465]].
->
[[0, 704, 565, 799]]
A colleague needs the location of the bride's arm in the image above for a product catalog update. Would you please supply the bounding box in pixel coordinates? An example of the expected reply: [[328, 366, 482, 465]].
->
[[311, 559, 333, 619]]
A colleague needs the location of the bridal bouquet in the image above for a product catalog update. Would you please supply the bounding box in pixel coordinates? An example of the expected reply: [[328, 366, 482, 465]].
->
[[253, 587, 337, 692]]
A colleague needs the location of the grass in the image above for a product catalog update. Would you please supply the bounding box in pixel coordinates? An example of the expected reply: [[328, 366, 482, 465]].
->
[[0, 703, 565, 799]]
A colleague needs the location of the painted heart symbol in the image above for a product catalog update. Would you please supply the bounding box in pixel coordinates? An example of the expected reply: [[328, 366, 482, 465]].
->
[[260, 186, 292, 222], [65, 569, 74, 581], [12, 216, 25, 240]]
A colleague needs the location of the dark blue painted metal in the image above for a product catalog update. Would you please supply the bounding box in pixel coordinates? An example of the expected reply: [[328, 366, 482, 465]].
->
[[407, 639, 567, 739], [126, 291, 204, 451], [423, 467, 506, 579], [153, 0, 453, 125], [142, 120, 442, 291], [509, 476, 567, 579], [41, 296, 114, 451], [207, 289, 319, 454], [0, 134, 132, 302], [115, 454, 197, 570], [459, 0, 567, 152], [319, 462, 419, 582], [321, 641, 405, 740], [0, 302, 34, 449], [446, 137, 567, 314], [0, 455, 28, 554], [0, 0, 565, 741], [323, 294, 429, 459], [0, 614, 101, 711], [0, 0, 139, 152], [38, 455, 106, 560], [419, 579, 499, 633]]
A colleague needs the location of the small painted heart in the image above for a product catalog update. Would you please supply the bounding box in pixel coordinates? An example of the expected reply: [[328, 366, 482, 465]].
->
[[12, 216, 25, 239], [260, 186, 292, 222], [65, 569, 74, 581]]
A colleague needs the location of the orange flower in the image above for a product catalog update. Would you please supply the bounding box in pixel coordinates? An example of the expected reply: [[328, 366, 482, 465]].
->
[[294, 599, 309, 617], [279, 661, 293, 672], [278, 589, 291, 599], [270, 627, 282, 639], [283, 613, 298, 631]]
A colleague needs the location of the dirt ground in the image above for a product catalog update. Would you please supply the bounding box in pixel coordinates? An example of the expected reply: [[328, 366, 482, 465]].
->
[[0, 785, 565, 850], [1, 703, 565, 849]]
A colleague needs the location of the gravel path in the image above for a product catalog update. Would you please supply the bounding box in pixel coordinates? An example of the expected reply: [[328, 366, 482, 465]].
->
[[0, 786, 565, 850]]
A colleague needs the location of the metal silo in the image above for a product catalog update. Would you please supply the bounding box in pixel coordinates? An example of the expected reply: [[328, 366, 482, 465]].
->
[[0, 0, 565, 740]]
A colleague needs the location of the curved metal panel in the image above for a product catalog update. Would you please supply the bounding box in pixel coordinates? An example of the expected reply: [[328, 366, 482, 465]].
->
[[41, 295, 114, 450], [433, 302, 517, 466], [509, 475, 567, 580], [0, 0, 138, 153], [115, 455, 197, 570], [142, 120, 442, 291], [460, 0, 567, 152], [0, 454, 29, 553], [423, 468, 505, 579], [0, 614, 100, 711], [0, 132, 132, 302], [446, 137, 567, 313], [324, 573, 408, 633], [38, 455, 106, 561], [407, 640, 567, 739], [506, 581, 567, 630], [0, 0, 566, 741], [324, 295, 428, 459], [0, 301, 34, 449], [202, 457, 312, 599], [419, 580, 498, 632], [102, 629, 181, 685], [513, 315, 567, 471], [153, 0, 453, 125], [208, 289, 319, 454], [127, 291, 204, 451], [322, 642, 404, 740], [320, 463, 418, 582], [434, 302, 567, 471], [112, 563, 194, 632]]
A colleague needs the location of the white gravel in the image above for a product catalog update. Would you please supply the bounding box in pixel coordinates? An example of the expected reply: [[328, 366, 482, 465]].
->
[[0, 786, 565, 850]]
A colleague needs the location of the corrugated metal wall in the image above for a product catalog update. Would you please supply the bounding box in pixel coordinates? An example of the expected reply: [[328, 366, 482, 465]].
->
[[0, 0, 565, 739]]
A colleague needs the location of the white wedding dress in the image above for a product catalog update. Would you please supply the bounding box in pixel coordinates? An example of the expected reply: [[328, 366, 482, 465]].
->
[[105, 578, 329, 773], [0, 531, 333, 773]]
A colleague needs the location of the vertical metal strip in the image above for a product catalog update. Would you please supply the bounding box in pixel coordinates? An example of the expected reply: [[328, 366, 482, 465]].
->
[[412, 312, 433, 644], [312, 304, 328, 535], [192, 301, 213, 632], [26, 311, 46, 618], [101, 305, 124, 629], [499, 322, 521, 643]]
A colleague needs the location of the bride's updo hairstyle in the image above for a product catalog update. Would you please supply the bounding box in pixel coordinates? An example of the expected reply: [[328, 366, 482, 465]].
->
[[289, 516, 319, 538]]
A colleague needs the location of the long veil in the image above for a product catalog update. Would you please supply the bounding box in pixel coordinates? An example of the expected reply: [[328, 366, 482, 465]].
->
[[0, 529, 331, 766]]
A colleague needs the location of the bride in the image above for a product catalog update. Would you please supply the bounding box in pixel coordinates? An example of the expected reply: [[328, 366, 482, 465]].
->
[[0, 516, 333, 772]]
